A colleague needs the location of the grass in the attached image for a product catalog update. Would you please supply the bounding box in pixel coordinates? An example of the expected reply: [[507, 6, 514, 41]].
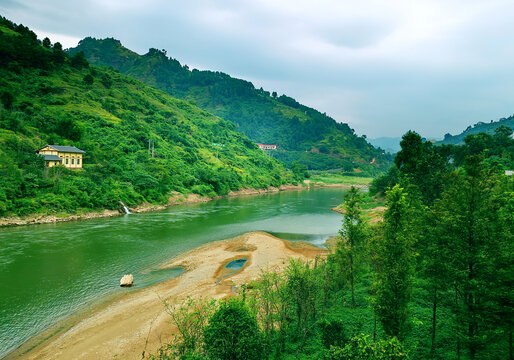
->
[[309, 171, 374, 185]]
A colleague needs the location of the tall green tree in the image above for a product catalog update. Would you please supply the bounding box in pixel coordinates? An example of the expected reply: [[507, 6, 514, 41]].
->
[[432, 156, 513, 359], [372, 184, 414, 340], [337, 186, 366, 306]]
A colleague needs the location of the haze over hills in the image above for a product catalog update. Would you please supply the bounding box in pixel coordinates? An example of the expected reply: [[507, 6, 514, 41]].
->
[[69, 37, 391, 174], [367, 137, 402, 154], [0, 17, 292, 217], [436, 115, 514, 145]]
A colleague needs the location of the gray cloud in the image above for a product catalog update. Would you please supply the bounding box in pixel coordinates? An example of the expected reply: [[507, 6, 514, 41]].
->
[[1, 0, 513, 138]]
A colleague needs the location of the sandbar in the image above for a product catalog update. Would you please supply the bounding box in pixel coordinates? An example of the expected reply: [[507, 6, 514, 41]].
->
[[10, 231, 326, 360]]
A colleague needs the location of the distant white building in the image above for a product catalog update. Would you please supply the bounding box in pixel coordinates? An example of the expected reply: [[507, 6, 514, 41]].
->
[[506, 170, 514, 176], [256, 143, 277, 150]]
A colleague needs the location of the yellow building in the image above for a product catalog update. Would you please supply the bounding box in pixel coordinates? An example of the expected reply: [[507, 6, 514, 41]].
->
[[36, 145, 85, 169]]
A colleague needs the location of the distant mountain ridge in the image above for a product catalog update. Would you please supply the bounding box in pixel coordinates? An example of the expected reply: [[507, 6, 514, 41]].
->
[[69, 37, 391, 174], [436, 115, 514, 145]]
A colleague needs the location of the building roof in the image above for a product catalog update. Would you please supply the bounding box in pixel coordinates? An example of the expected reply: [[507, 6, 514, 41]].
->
[[37, 145, 86, 154], [41, 154, 62, 162]]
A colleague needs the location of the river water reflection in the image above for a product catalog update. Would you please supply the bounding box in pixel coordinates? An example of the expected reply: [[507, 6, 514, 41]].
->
[[0, 187, 346, 357]]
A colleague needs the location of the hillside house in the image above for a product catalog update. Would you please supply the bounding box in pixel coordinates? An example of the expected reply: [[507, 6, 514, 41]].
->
[[36, 145, 85, 169], [256, 143, 277, 151]]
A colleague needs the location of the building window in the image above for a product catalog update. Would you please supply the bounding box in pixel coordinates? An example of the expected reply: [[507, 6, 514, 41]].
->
[[72, 158, 74, 165], [66, 158, 68, 165], [77, 158, 81, 165]]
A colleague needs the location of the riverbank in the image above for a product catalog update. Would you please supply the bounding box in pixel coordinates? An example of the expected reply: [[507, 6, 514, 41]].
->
[[0, 182, 366, 228], [8, 231, 326, 360], [331, 202, 386, 225]]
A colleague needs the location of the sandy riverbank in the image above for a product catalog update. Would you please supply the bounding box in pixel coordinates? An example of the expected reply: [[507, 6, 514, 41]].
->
[[8, 231, 326, 360], [0, 182, 363, 228]]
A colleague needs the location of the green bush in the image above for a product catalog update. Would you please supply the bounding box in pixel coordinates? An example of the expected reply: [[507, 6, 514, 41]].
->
[[203, 299, 263, 360], [323, 335, 408, 360]]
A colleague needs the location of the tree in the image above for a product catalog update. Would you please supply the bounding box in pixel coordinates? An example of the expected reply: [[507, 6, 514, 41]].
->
[[83, 74, 94, 85], [0, 90, 14, 109], [100, 73, 113, 88], [203, 299, 263, 360], [70, 50, 89, 69], [432, 156, 513, 359], [52, 42, 66, 65], [337, 186, 366, 306], [290, 161, 308, 181], [42, 37, 51, 48], [372, 185, 413, 339]]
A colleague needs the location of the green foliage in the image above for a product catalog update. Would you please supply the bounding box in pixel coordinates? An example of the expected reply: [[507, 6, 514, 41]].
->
[[372, 185, 414, 340], [68, 37, 392, 172], [290, 161, 309, 181], [429, 156, 514, 359], [369, 166, 399, 196], [323, 334, 408, 360], [164, 297, 217, 357], [83, 73, 94, 85], [337, 186, 366, 306], [70, 50, 88, 69], [319, 318, 346, 349], [203, 299, 263, 360]]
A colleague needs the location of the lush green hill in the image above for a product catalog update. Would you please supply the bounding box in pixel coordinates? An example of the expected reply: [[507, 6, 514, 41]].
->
[[436, 115, 514, 145], [69, 37, 391, 174], [0, 17, 292, 218]]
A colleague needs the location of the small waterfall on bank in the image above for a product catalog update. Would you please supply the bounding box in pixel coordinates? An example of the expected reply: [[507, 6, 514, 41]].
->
[[119, 201, 132, 215]]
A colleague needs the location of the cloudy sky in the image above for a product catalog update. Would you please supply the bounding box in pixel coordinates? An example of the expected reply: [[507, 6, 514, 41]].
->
[[1, 0, 513, 138]]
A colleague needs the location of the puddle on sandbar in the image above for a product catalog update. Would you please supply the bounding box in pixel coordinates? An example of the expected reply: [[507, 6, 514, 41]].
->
[[225, 258, 247, 270], [217, 258, 248, 284]]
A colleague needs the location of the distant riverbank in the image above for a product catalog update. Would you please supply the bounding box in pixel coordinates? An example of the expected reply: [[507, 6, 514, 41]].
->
[[0, 182, 367, 228], [8, 231, 326, 360]]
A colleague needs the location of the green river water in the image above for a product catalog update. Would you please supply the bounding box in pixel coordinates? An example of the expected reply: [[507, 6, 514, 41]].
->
[[0, 188, 346, 357]]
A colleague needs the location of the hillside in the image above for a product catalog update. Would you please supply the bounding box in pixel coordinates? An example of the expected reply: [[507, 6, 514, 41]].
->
[[436, 115, 514, 145], [0, 17, 292, 218], [69, 37, 391, 174]]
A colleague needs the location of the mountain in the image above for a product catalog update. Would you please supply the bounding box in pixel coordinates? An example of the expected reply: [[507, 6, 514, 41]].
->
[[68, 37, 391, 175], [0, 17, 291, 218], [367, 137, 402, 154], [436, 115, 514, 145]]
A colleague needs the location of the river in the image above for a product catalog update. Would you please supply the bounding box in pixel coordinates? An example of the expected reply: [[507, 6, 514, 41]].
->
[[0, 187, 346, 357]]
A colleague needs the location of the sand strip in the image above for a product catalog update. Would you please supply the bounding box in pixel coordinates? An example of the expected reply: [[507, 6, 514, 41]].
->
[[8, 231, 326, 360]]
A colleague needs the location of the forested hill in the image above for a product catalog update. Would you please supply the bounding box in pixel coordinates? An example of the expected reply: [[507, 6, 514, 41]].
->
[[0, 17, 292, 218], [68, 37, 391, 174], [436, 115, 514, 145]]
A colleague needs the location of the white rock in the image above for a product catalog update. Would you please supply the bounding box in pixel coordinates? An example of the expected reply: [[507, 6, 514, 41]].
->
[[120, 274, 134, 287]]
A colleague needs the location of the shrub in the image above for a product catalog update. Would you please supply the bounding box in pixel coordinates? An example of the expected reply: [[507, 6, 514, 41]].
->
[[203, 299, 263, 360]]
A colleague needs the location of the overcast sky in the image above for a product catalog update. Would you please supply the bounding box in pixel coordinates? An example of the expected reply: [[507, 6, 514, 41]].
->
[[2, 0, 513, 138]]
